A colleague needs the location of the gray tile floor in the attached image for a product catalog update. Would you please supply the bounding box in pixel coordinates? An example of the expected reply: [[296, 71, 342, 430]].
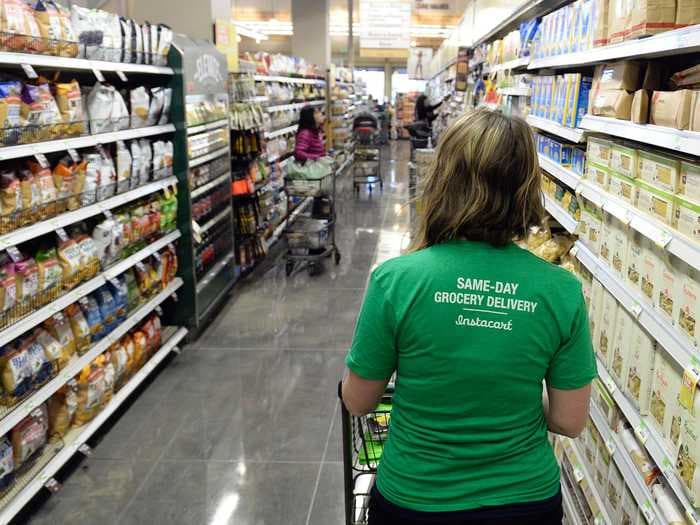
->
[[23, 142, 412, 525]]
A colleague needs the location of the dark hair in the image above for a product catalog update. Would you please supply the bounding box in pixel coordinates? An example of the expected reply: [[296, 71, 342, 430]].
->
[[411, 109, 544, 250], [298, 106, 320, 131]]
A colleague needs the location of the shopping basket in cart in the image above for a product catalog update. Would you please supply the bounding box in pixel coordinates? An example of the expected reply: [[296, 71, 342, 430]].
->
[[339, 381, 394, 525]]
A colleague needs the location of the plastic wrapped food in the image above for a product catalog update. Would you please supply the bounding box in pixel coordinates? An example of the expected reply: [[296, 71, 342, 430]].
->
[[74, 362, 105, 426], [96, 287, 117, 334], [158, 88, 172, 125], [138, 139, 151, 184], [82, 153, 101, 206], [28, 160, 57, 218], [35, 327, 64, 368], [132, 330, 147, 368], [14, 255, 38, 308], [97, 150, 117, 199], [11, 405, 48, 467], [91, 217, 115, 266], [533, 235, 575, 263], [0, 437, 13, 490], [116, 141, 131, 194], [527, 225, 551, 251], [109, 342, 128, 387], [108, 277, 127, 323], [57, 238, 81, 286], [0, 168, 20, 221], [0, 345, 31, 398], [43, 312, 76, 368], [22, 334, 51, 385], [86, 83, 115, 133], [0, 81, 22, 146], [0, 257, 17, 315], [129, 140, 142, 190], [80, 295, 103, 342], [119, 17, 132, 63], [124, 269, 140, 310], [47, 382, 77, 438], [0, 0, 44, 53], [18, 168, 40, 214], [52, 156, 76, 210], [121, 334, 136, 377], [54, 80, 85, 136], [146, 87, 164, 126], [65, 303, 90, 354]]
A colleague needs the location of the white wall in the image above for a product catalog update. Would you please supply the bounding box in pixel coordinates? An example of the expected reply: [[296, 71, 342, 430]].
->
[[128, 0, 214, 40]]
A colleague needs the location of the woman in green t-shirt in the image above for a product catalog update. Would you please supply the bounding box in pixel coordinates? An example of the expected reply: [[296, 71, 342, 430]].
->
[[342, 109, 596, 524]]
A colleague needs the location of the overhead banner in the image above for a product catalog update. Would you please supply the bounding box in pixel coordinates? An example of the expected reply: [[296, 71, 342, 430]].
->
[[408, 47, 433, 79], [413, 0, 456, 12], [360, 0, 412, 49]]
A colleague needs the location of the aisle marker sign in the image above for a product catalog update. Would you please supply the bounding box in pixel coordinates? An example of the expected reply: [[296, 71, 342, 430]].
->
[[359, 0, 411, 49]]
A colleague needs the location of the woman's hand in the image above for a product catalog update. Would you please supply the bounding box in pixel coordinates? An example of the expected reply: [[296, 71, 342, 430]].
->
[[342, 371, 390, 417]]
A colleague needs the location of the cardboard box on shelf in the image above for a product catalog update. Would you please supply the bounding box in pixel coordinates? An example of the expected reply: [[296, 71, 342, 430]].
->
[[690, 91, 700, 132], [626, 0, 677, 40], [591, 0, 610, 47], [587, 137, 613, 167], [595, 61, 644, 92], [606, 463, 625, 520], [676, 0, 700, 25], [637, 149, 681, 193], [674, 196, 700, 244], [677, 386, 700, 506], [626, 229, 645, 293], [676, 263, 700, 346], [581, 197, 604, 254], [640, 234, 664, 305], [680, 160, 700, 204], [624, 323, 656, 415], [608, 171, 638, 204], [587, 162, 610, 189], [649, 350, 684, 455], [610, 143, 639, 179], [590, 88, 634, 119], [657, 252, 684, 325], [631, 89, 649, 124], [610, 305, 634, 384], [650, 90, 694, 130], [588, 278, 605, 342], [636, 179, 675, 225], [596, 289, 619, 364], [572, 148, 586, 176], [607, 0, 629, 43]]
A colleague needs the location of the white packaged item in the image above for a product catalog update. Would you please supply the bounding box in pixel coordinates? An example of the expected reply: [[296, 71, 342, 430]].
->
[[111, 89, 129, 131], [164, 141, 173, 177], [133, 19, 143, 64], [150, 23, 159, 61], [120, 17, 132, 63], [116, 141, 131, 194], [157, 88, 172, 126], [638, 150, 681, 193], [626, 229, 644, 294], [109, 12, 123, 63], [606, 463, 624, 520], [587, 162, 609, 189], [92, 217, 115, 265], [138, 139, 151, 184], [146, 88, 165, 126], [152, 141, 165, 179], [636, 180, 675, 226], [649, 351, 684, 455], [677, 384, 700, 507], [674, 196, 700, 243], [640, 237, 663, 307], [624, 324, 656, 415], [70, 5, 98, 58], [129, 141, 142, 190], [677, 264, 700, 346], [98, 150, 116, 199], [82, 153, 101, 206], [588, 278, 604, 339], [679, 161, 700, 204], [595, 289, 618, 364], [587, 137, 612, 167], [657, 252, 685, 324], [156, 26, 173, 66], [86, 83, 114, 134], [610, 306, 634, 385], [652, 483, 687, 524], [129, 87, 149, 129], [610, 143, 638, 180], [142, 23, 151, 65]]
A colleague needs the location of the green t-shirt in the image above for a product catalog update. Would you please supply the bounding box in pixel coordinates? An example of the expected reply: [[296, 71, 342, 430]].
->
[[345, 240, 596, 512]]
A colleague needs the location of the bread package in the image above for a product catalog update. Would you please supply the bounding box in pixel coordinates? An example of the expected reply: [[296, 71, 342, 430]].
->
[[47, 382, 77, 438], [11, 405, 48, 466], [650, 90, 694, 129]]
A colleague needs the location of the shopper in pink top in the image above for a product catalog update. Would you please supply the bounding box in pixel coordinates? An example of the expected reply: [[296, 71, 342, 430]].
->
[[294, 106, 326, 162]]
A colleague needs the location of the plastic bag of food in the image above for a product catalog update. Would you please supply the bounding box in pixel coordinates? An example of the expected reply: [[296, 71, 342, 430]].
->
[[70, 5, 101, 59], [0, 437, 14, 490], [0, 345, 31, 398], [35, 327, 64, 367], [129, 87, 149, 129], [132, 330, 147, 368], [108, 277, 127, 323], [79, 295, 103, 342], [87, 83, 114, 134], [0, 81, 22, 146], [22, 334, 51, 385], [141, 23, 150, 65], [0, 0, 44, 53], [101, 355, 114, 404], [43, 312, 76, 367], [142, 317, 157, 355], [91, 217, 114, 265], [156, 25, 173, 66], [65, 303, 90, 354], [152, 141, 165, 180], [28, 160, 57, 218], [57, 238, 81, 286], [14, 255, 38, 307], [111, 89, 129, 130], [54, 80, 85, 136], [97, 150, 116, 199], [119, 17, 132, 63], [533, 235, 575, 263], [121, 334, 136, 376], [164, 141, 173, 177], [11, 405, 48, 466], [32, 81, 63, 137], [96, 287, 117, 334], [131, 18, 143, 64], [47, 382, 77, 437], [157, 88, 172, 125], [138, 139, 152, 184], [18, 168, 40, 213], [104, 11, 122, 63], [81, 152, 101, 206], [20, 84, 44, 137], [53, 1, 78, 57], [35, 247, 61, 298], [0, 169, 21, 220], [124, 269, 139, 310], [129, 140, 142, 190], [109, 342, 128, 387], [52, 156, 74, 210], [146, 87, 164, 126], [74, 363, 105, 425], [0, 257, 17, 314]]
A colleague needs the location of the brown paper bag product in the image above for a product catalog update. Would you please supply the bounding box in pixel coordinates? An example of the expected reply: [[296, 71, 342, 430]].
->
[[690, 91, 700, 131], [626, 0, 677, 40], [631, 90, 650, 124], [650, 90, 693, 129], [593, 0, 610, 46], [597, 61, 644, 92], [591, 89, 634, 119], [608, 0, 631, 42], [676, 0, 700, 25]]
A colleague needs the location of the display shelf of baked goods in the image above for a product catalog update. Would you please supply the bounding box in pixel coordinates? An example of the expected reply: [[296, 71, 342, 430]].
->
[[0, 277, 183, 439], [497, 87, 531, 97], [572, 240, 698, 374], [0, 51, 174, 75], [0, 176, 176, 251], [596, 361, 700, 525], [265, 124, 298, 139], [0, 123, 175, 162], [490, 57, 530, 73], [254, 75, 325, 85], [0, 229, 181, 348], [580, 115, 700, 156], [528, 25, 700, 70], [187, 119, 229, 135], [588, 403, 666, 524], [543, 193, 578, 233], [561, 436, 613, 524], [265, 100, 325, 112], [0, 325, 188, 525], [527, 115, 586, 143]]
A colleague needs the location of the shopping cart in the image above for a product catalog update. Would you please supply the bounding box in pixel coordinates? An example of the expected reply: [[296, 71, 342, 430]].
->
[[339, 381, 394, 525], [352, 113, 383, 194], [284, 161, 341, 276]]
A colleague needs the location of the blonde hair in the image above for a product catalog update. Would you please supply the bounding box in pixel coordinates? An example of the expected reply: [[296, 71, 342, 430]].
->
[[411, 109, 543, 250]]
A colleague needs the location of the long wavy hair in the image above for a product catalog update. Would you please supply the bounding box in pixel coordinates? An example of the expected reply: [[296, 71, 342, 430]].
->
[[410, 109, 544, 250]]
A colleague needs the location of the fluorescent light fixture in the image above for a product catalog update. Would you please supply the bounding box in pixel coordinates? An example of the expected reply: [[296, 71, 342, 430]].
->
[[232, 20, 269, 41], [236, 20, 454, 39]]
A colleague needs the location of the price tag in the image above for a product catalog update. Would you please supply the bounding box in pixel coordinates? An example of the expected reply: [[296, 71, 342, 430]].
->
[[6, 246, 22, 263], [78, 297, 89, 308], [573, 467, 584, 482], [153, 251, 161, 262], [604, 376, 617, 394], [685, 509, 699, 525], [78, 443, 93, 456], [21, 63, 38, 79], [34, 153, 49, 168], [92, 67, 105, 83], [635, 423, 649, 445], [641, 501, 654, 523], [103, 209, 113, 220], [116, 70, 127, 82], [67, 148, 80, 163], [108, 278, 120, 288], [44, 478, 62, 493], [661, 455, 673, 472], [170, 293, 178, 303], [55, 228, 69, 242], [605, 440, 615, 455], [136, 262, 146, 272]]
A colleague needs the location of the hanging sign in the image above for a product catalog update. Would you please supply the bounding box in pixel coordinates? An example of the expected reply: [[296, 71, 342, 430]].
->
[[360, 0, 412, 49], [408, 47, 433, 80]]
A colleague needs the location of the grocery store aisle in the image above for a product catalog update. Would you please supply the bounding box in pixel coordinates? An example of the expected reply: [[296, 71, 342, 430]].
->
[[23, 141, 412, 525]]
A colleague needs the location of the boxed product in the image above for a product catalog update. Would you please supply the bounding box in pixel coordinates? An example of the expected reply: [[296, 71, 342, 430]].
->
[[610, 143, 639, 179], [626, 0, 677, 40], [587, 162, 610, 189], [640, 234, 664, 305], [636, 179, 675, 225], [674, 196, 700, 244], [595, 289, 618, 363], [587, 137, 613, 167], [595, 61, 643, 92], [607, 0, 628, 43], [589, 278, 605, 338], [590, 88, 633, 119], [676, 386, 700, 506], [620, 426, 660, 485], [676, 0, 700, 25], [623, 323, 656, 414], [580, 196, 603, 253], [611, 214, 630, 278], [649, 351, 684, 454], [626, 229, 644, 293], [657, 252, 684, 324], [691, 91, 700, 132], [679, 160, 700, 204], [650, 90, 694, 130], [637, 150, 681, 192], [676, 264, 700, 346], [608, 171, 638, 204], [564, 74, 592, 128], [610, 306, 635, 384], [591, 0, 609, 47], [631, 89, 650, 124], [572, 148, 586, 176]]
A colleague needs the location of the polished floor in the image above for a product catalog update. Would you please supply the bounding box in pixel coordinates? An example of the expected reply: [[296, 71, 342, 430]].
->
[[23, 142, 412, 525]]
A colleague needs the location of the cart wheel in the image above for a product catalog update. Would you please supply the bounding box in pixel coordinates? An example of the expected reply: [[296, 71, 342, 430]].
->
[[308, 262, 322, 276], [380, 181, 384, 191], [334, 250, 341, 265], [285, 260, 294, 277]]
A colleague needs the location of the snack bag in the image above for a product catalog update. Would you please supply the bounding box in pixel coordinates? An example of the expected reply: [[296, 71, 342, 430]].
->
[[132, 330, 147, 368], [20, 84, 45, 139], [80, 295, 103, 342], [47, 382, 77, 438], [54, 80, 85, 136], [35, 247, 61, 301], [119, 17, 132, 63], [73, 229, 99, 277], [129, 87, 149, 129], [14, 255, 39, 310], [28, 160, 57, 218], [70, 5, 101, 59], [96, 287, 117, 334], [129, 140, 142, 190], [65, 303, 90, 354], [87, 83, 115, 133], [138, 139, 152, 184], [116, 140, 131, 193], [108, 277, 127, 323], [0, 0, 43, 53], [0, 437, 14, 490], [43, 312, 76, 366], [158, 88, 172, 125], [0, 169, 21, 224], [82, 153, 101, 206], [97, 149, 117, 199], [0, 345, 31, 399], [35, 327, 65, 369], [91, 217, 116, 266], [74, 363, 105, 425], [57, 238, 82, 287], [52, 156, 75, 211], [121, 334, 136, 377], [0, 257, 17, 315], [53, 1, 78, 57], [11, 405, 48, 466], [101, 355, 115, 404], [110, 341, 128, 387], [17, 168, 41, 218], [0, 81, 22, 146], [22, 334, 51, 385], [124, 269, 140, 310]]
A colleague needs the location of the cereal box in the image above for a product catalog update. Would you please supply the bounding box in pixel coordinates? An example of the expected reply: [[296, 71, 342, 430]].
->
[[587, 162, 610, 189], [657, 252, 684, 325], [649, 351, 684, 455], [608, 171, 638, 204], [636, 179, 675, 226], [679, 160, 700, 204], [610, 143, 639, 179], [677, 264, 700, 346], [587, 136, 612, 166], [638, 150, 681, 193], [610, 306, 634, 385], [674, 195, 700, 244], [624, 323, 656, 415]]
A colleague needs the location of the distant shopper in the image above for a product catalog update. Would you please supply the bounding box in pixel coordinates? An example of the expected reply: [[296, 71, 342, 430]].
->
[[342, 109, 596, 525], [414, 93, 442, 125], [294, 105, 325, 162]]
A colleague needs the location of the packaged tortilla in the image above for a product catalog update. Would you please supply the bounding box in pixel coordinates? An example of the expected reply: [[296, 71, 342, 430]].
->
[[146, 87, 164, 126], [14, 256, 38, 307], [86, 83, 115, 134], [70, 5, 101, 59], [129, 87, 149, 129], [22, 334, 51, 385], [54, 80, 85, 136], [0, 258, 16, 314], [18, 168, 41, 214], [0, 169, 21, 221], [35, 327, 64, 368], [119, 17, 132, 63], [82, 153, 101, 206], [43, 312, 76, 366], [129, 140, 142, 190], [157, 88, 172, 125], [0, 345, 31, 398], [79, 295, 103, 342], [57, 238, 81, 286], [138, 139, 151, 184], [74, 363, 105, 425], [141, 23, 150, 65], [0, 437, 14, 490], [47, 382, 77, 438], [0, 80, 22, 146], [11, 405, 48, 466], [65, 303, 90, 354], [116, 141, 131, 194]]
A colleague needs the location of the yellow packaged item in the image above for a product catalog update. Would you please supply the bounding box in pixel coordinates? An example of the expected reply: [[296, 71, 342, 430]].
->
[[54, 81, 85, 136], [649, 351, 684, 455], [638, 150, 680, 193], [74, 363, 105, 426], [43, 312, 76, 368], [676, 384, 700, 506], [65, 304, 90, 355], [586, 162, 610, 189], [608, 171, 637, 204], [580, 197, 603, 254], [586, 137, 613, 167], [624, 323, 655, 415], [47, 382, 77, 438], [595, 290, 618, 364], [610, 143, 638, 179], [636, 179, 674, 225], [35, 327, 64, 370], [674, 196, 700, 243]]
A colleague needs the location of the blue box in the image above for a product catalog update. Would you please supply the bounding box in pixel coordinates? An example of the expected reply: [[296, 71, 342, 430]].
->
[[561, 144, 575, 166], [574, 76, 592, 128], [572, 148, 586, 176], [550, 140, 562, 164]]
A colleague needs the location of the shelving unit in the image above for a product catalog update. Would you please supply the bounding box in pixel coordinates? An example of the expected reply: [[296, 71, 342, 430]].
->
[[497, 87, 531, 97], [0, 51, 174, 75], [527, 115, 586, 143], [265, 100, 325, 112], [253, 74, 325, 85], [542, 193, 578, 233], [265, 124, 299, 139], [489, 56, 530, 72]]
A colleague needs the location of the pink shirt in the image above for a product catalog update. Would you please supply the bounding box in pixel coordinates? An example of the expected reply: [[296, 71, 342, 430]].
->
[[294, 128, 325, 162]]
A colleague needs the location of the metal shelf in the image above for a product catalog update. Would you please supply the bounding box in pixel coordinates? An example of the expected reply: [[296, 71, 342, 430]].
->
[[0, 325, 187, 525], [265, 100, 324, 112], [529, 25, 700, 70], [265, 124, 298, 139], [526, 115, 586, 143], [580, 115, 700, 157], [538, 155, 582, 189], [490, 57, 530, 72], [497, 87, 531, 97], [191, 173, 231, 199], [0, 124, 175, 162], [196, 251, 234, 294], [543, 193, 579, 233], [596, 361, 700, 524], [254, 74, 325, 85], [0, 176, 176, 251], [0, 230, 180, 348], [189, 146, 229, 168], [198, 208, 231, 234], [0, 51, 173, 75], [187, 119, 229, 136], [588, 404, 666, 524], [560, 481, 584, 525]]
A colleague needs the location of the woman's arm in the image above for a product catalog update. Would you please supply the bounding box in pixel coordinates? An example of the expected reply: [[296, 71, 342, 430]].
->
[[543, 383, 591, 438], [294, 130, 312, 161], [342, 371, 390, 417]]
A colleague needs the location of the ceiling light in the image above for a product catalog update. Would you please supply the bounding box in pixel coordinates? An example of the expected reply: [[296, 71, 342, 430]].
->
[[232, 20, 269, 41], [410, 40, 417, 47]]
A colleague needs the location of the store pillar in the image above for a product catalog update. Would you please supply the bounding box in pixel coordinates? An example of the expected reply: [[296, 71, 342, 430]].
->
[[291, 0, 331, 67], [384, 61, 392, 103]]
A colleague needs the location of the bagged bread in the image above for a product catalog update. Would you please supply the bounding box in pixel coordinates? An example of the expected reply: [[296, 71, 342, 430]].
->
[[116, 141, 131, 193], [0, 0, 44, 53], [65, 303, 90, 354], [35, 327, 65, 368], [0, 437, 13, 490], [80, 295, 104, 342], [74, 362, 105, 425], [43, 312, 76, 366], [47, 382, 77, 438], [0, 169, 21, 224], [0, 345, 31, 398], [18, 168, 41, 215], [57, 238, 81, 286], [22, 334, 51, 385], [14, 256, 38, 308], [52, 156, 75, 210], [129, 87, 149, 129], [54, 80, 86, 136], [11, 405, 48, 466], [35, 247, 61, 299]]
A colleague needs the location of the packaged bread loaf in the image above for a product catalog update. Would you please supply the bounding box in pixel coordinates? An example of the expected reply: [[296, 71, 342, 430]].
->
[[18, 168, 40, 217], [57, 237, 81, 287], [54, 80, 85, 136], [28, 160, 57, 219], [35, 327, 65, 369], [22, 333, 51, 385], [80, 295, 103, 342], [116, 141, 131, 193], [0, 257, 16, 316], [14, 255, 39, 311], [0, 437, 13, 490], [65, 303, 90, 355], [109, 341, 128, 387], [11, 405, 48, 467], [35, 247, 61, 300], [74, 362, 105, 426], [0, 169, 21, 223], [47, 382, 77, 438], [0, 81, 22, 146], [0, 344, 31, 398], [0, 0, 44, 53], [43, 312, 76, 367]]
